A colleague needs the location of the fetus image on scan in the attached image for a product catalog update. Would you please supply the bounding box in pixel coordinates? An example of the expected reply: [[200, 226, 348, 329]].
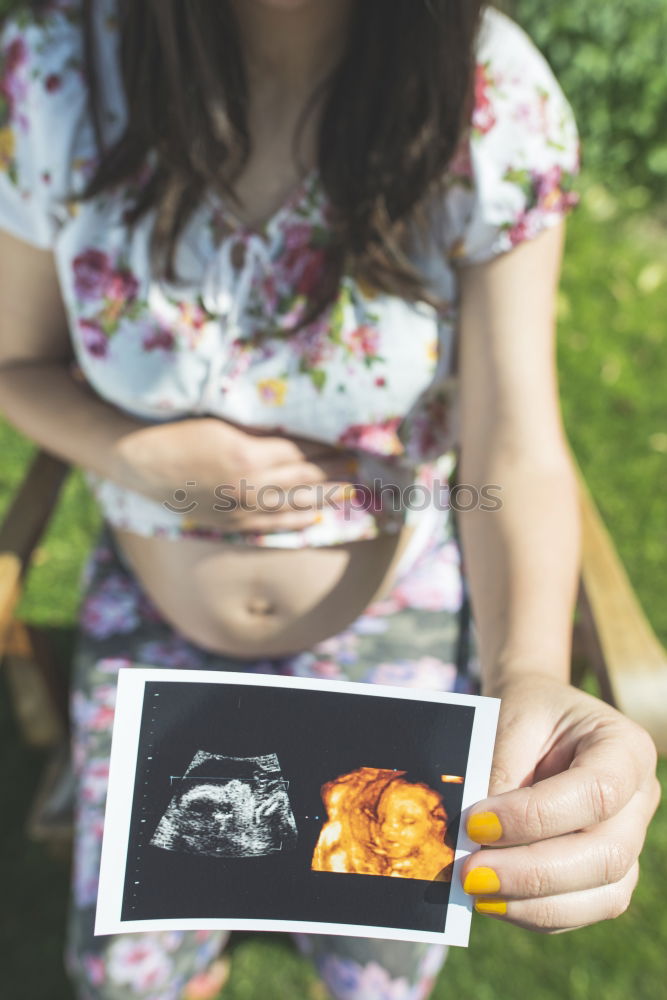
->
[[150, 752, 298, 858], [311, 766, 455, 880]]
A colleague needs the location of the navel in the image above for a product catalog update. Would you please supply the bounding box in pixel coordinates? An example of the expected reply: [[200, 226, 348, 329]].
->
[[245, 593, 277, 616]]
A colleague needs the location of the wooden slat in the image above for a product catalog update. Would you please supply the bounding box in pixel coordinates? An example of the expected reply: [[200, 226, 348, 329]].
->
[[0, 450, 69, 567], [0, 552, 21, 651], [0, 450, 69, 650], [575, 462, 667, 754]]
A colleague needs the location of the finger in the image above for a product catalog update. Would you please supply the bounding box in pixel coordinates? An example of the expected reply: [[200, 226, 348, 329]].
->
[[467, 720, 655, 845], [251, 432, 357, 469], [230, 481, 357, 517], [462, 781, 656, 900], [472, 861, 639, 933], [258, 457, 360, 490]]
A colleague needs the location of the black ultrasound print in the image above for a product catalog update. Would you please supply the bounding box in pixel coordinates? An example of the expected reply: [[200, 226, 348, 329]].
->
[[150, 751, 298, 858]]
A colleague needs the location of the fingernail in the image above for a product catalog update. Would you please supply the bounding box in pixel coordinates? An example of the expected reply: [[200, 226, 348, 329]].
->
[[474, 898, 507, 916], [463, 866, 501, 894], [466, 811, 503, 844]]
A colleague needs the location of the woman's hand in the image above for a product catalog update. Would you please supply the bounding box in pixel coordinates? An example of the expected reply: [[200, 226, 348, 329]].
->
[[116, 415, 359, 533], [460, 673, 661, 932]]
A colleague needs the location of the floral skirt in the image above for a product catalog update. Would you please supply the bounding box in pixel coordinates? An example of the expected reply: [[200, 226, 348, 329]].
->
[[64, 506, 480, 1000]]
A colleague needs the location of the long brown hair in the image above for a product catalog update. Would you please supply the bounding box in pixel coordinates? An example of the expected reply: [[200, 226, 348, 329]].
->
[[80, 0, 486, 332]]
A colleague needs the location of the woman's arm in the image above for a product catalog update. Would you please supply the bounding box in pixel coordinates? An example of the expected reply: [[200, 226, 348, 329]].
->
[[455, 219, 580, 694], [0, 232, 146, 482], [454, 221, 660, 931]]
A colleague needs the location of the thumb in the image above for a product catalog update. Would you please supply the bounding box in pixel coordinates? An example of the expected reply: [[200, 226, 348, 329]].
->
[[486, 697, 548, 797]]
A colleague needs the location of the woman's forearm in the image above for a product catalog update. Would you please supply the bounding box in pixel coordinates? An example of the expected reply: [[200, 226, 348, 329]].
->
[[0, 359, 147, 487], [455, 447, 581, 697]]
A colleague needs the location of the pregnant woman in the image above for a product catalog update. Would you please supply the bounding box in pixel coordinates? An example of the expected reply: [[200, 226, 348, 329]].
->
[[0, 1, 659, 998]]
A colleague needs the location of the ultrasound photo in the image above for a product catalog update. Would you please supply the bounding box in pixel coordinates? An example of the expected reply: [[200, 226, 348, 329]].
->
[[150, 751, 298, 858], [96, 669, 500, 945]]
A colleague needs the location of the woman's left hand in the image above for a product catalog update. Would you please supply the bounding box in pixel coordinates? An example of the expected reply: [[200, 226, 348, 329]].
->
[[460, 673, 661, 932]]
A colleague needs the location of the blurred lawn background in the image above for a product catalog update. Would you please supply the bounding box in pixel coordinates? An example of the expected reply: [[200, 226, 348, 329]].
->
[[1, 1, 666, 998]]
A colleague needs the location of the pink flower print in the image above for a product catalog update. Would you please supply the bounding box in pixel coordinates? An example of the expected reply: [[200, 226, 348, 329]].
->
[[1, 41, 29, 133], [44, 73, 62, 93], [72, 248, 112, 301], [83, 955, 106, 988], [472, 62, 497, 135], [319, 955, 413, 1000], [279, 223, 327, 296], [364, 657, 458, 692], [136, 637, 208, 671], [338, 418, 404, 456], [106, 937, 173, 993], [507, 213, 532, 247], [391, 543, 462, 612], [79, 572, 141, 639], [293, 321, 336, 368], [106, 268, 139, 304], [535, 164, 579, 214], [142, 327, 176, 352], [4, 37, 27, 77], [283, 222, 313, 250], [311, 629, 359, 666], [98, 657, 133, 674], [84, 690, 116, 733], [400, 390, 453, 462], [472, 63, 496, 135], [342, 323, 380, 358], [81, 758, 111, 805], [283, 654, 345, 680], [72, 814, 104, 907], [177, 300, 209, 347], [79, 318, 108, 358], [448, 135, 473, 179]]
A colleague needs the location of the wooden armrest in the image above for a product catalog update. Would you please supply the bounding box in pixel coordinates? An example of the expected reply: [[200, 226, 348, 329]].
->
[[0, 450, 70, 644], [573, 458, 667, 754]]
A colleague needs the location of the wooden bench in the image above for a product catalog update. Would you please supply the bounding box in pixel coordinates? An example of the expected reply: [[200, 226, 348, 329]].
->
[[2, 447, 666, 847]]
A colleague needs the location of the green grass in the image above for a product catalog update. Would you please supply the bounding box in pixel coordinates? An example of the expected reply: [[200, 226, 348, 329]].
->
[[1, 169, 667, 999]]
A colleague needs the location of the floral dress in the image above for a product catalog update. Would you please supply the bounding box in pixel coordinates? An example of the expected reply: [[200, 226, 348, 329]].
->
[[0, 0, 581, 550], [0, 2, 582, 999]]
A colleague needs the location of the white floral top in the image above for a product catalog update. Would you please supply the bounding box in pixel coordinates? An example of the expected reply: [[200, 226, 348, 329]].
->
[[0, 0, 581, 547]]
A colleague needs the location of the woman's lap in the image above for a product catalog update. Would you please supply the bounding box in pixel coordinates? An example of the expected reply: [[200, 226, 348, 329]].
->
[[65, 511, 480, 1000]]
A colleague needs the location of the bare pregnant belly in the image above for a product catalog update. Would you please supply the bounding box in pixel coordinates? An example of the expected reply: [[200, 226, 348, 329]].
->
[[112, 525, 416, 659]]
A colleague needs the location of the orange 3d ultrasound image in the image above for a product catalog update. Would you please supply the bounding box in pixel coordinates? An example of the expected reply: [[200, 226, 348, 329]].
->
[[311, 766, 456, 881]]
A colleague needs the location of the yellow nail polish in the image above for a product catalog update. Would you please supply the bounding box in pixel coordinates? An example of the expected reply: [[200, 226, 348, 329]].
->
[[467, 811, 503, 844], [463, 866, 501, 895], [474, 898, 507, 916]]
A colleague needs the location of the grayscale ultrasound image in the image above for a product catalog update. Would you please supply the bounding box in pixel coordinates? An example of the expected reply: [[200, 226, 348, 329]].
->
[[150, 751, 298, 858]]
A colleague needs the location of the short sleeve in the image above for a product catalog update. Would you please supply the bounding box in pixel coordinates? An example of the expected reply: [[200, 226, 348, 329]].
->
[[0, 6, 90, 249], [446, 7, 582, 267]]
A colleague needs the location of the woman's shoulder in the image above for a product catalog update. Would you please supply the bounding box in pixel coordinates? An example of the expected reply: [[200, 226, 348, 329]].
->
[[439, 4, 582, 267], [1, 0, 87, 72], [0, 0, 122, 246]]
